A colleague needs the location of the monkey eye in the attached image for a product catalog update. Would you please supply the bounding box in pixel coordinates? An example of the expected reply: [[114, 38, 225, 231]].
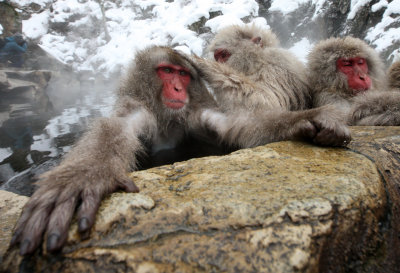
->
[[162, 67, 173, 73], [343, 60, 353, 66], [357, 59, 365, 64], [179, 70, 188, 76]]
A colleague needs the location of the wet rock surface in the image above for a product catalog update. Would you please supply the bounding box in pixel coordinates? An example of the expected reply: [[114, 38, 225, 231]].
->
[[1, 127, 400, 272]]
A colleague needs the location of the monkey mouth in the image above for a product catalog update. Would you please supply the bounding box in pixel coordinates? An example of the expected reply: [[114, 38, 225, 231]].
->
[[164, 99, 186, 109]]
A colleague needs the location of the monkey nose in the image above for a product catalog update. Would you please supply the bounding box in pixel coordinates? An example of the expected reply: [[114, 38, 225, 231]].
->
[[174, 84, 183, 92]]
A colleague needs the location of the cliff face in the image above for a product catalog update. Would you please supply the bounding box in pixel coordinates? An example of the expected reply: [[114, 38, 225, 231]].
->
[[258, 0, 400, 64]]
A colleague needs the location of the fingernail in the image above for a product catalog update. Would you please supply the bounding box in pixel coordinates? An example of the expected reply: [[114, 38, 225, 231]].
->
[[47, 233, 59, 251], [78, 217, 90, 232], [20, 239, 31, 255]]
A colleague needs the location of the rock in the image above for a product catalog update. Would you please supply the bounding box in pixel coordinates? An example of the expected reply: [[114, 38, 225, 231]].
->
[[0, 190, 28, 264], [0, 2, 22, 37], [0, 70, 53, 116], [2, 127, 400, 272]]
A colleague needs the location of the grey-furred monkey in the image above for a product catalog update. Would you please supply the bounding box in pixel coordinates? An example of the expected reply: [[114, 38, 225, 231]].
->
[[187, 24, 351, 146], [308, 36, 400, 125], [10, 46, 225, 256], [11, 43, 350, 256]]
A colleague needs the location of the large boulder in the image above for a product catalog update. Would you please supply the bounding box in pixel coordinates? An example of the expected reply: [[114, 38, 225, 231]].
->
[[1, 126, 400, 272]]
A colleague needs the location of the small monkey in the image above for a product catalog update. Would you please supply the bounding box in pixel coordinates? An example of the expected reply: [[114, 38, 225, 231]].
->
[[308, 36, 400, 125]]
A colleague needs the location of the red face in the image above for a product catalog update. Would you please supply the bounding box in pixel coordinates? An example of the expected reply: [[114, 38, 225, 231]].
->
[[156, 63, 191, 109], [336, 57, 372, 95]]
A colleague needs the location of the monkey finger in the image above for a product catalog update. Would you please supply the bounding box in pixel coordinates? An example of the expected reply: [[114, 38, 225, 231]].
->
[[10, 206, 35, 246], [11, 186, 59, 247], [46, 196, 78, 252], [18, 203, 54, 255], [117, 178, 140, 193], [77, 189, 102, 235]]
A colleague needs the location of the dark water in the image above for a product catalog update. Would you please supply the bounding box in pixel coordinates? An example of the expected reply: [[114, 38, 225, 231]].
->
[[0, 78, 116, 196]]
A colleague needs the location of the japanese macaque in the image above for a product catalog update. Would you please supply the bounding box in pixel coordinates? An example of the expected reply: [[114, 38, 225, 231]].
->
[[388, 61, 400, 90], [11, 43, 350, 256], [10, 46, 219, 256], [308, 36, 400, 125], [186, 24, 350, 146]]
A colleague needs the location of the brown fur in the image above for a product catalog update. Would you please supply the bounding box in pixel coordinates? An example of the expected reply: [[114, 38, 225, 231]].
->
[[388, 61, 400, 90], [308, 36, 400, 125], [190, 24, 350, 147]]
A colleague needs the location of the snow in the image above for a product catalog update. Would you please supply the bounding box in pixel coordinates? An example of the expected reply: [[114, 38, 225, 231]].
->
[[365, 0, 400, 59], [289, 38, 313, 64], [270, 0, 310, 15], [348, 0, 373, 20], [0, 24, 3, 35], [15, 0, 261, 75], [10, 0, 400, 74], [22, 11, 50, 40]]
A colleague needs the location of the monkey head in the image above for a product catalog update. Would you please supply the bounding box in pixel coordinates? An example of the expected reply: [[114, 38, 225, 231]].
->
[[308, 36, 386, 98], [119, 46, 208, 121], [207, 24, 279, 72]]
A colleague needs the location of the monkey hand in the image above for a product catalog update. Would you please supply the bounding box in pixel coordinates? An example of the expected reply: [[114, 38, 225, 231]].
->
[[10, 163, 139, 255], [307, 112, 352, 147], [350, 91, 400, 125]]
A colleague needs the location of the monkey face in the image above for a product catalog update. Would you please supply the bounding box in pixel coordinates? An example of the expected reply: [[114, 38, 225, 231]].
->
[[336, 57, 372, 95], [156, 63, 191, 109]]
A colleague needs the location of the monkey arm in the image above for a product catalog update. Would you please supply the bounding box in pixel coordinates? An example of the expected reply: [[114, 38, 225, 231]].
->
[[350, 91, 400, 125], [200, 105, 350, 148], [11, 106, 157, 255]]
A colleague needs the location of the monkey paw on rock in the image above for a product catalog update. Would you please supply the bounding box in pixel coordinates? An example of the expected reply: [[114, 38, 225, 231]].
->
[[310, 118, 351, 147], [10, 165, 139, 255]]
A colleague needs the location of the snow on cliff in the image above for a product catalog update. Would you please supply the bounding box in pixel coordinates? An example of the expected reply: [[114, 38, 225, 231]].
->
[[9, 0, 400, 75]]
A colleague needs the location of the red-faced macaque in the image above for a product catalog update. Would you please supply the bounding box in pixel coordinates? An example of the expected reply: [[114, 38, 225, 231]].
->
[[186, 24, 351, 146], [308, 36, 400, 125], [9, 46, 221, 256], [388, 61, 400, 90], [10, 44, 351, 256]]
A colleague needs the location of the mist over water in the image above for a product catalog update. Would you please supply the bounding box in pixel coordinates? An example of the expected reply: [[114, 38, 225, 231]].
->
[[0, 74, 118, 196]]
